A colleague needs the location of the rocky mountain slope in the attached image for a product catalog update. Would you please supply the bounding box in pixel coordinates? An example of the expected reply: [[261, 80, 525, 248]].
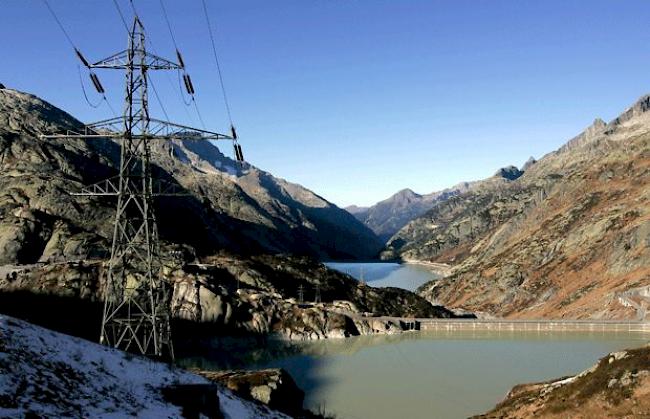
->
[[349, 167, 525, 243], [0, 87, 382, 263], [476, 345, 650, 418], [0, 315, 289, 418], [410, 95, 650, 319], [381, 167, 527, 262]]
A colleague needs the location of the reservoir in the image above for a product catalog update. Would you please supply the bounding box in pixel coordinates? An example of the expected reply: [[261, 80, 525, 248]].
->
[[324, 261, 440, 291], [182, 330, 649, 419], [179, 263, 650, 418]]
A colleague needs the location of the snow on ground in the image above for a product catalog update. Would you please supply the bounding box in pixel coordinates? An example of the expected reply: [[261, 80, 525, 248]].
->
[[0, 315, 288, 418]]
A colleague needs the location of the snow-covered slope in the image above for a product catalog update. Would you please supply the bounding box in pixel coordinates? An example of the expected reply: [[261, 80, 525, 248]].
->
[[0, 315, 288, 418]]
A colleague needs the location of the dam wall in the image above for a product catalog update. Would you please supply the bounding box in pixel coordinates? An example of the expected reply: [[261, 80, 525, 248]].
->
[[413, 318, 650, 333]]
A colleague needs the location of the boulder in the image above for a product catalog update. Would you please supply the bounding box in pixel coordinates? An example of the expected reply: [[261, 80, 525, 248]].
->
[[196, 368, 305, 416]]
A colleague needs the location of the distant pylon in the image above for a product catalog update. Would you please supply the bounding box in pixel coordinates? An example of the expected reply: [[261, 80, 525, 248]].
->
[[314, 283, 321, 303], [298, 284, 305, 304], [42, 17, 236, 359]]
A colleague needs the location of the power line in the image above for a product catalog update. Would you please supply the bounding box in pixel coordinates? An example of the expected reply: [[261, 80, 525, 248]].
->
[[41, 0, 76, 50], [176, 70, 193, 106], [128, 0, 143, 25], [42, 1, 117, 117], [111, 0, 130, 33], [159, 0, 179, 50], [192, 98, 207, 130], [149, 76, 171, 121], [104, 96, 118, 118], [200, 0, 234, 126], [128, 0, 204, 129]]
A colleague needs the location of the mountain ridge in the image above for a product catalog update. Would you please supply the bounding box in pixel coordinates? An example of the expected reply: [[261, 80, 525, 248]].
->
[[348, 164, 529, 243], [0, 87, 383, 263], [406, 93, 650, 319]]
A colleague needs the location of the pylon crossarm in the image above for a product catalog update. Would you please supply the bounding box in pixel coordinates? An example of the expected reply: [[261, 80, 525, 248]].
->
[[70, 176, 120, 196], [90, 49, 182, 70], [39, 126, 108, 140], [70, 176, 191, 197], [43, 117, 233, 142], [86, 116, 125, 133], [147, 118, 233, 140]]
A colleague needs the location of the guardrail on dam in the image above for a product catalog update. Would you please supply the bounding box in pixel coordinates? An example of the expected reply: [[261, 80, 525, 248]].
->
[[398, 318, 650, 333]]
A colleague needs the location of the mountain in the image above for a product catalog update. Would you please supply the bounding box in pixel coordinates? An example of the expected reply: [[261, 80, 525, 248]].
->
[[348, 165, 528, 244], [381, 167, 528, 262], [0, 87, 383, 264], [405, 95, 650, 319], [347, 185, 474, 242]]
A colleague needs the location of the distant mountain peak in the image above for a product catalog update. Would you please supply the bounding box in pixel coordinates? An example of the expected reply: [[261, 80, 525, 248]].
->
[[394, 188, 420, 199]]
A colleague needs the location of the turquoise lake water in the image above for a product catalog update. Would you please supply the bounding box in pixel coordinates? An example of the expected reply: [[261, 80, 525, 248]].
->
[[180, 263, 649, 419], [324, 261, 440, 291]]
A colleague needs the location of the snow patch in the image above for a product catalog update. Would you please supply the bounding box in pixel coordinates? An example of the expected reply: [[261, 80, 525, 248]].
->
[[0, 315, 288, 418]]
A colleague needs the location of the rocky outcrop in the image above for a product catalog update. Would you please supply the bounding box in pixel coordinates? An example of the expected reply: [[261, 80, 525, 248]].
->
[[174, 255, 456, 339], [0, 254, 460, 341], [0, 88, 382, 264], [494, 165, 524, 181], [409, 94, 650, 319], [197, 369, 305, 417], [521, 156, 537, 171], [475, 345, 650, 418]]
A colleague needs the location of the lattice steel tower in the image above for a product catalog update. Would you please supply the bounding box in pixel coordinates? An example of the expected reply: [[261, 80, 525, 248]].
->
[[43, 17, 238, 359]]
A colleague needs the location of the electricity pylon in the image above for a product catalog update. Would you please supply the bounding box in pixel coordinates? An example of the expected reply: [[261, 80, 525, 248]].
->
[[42, 17, 235, 359]]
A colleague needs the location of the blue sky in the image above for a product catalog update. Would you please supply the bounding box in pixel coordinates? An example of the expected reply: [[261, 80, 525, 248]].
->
[[3, 1, 650, 207]]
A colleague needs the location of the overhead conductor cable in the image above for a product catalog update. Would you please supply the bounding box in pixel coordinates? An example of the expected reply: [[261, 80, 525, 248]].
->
[[42, 0, 113, 114]]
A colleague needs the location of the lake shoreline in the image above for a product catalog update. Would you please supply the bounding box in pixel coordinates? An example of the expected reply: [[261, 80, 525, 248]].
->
[[402, 259, 453, 277]]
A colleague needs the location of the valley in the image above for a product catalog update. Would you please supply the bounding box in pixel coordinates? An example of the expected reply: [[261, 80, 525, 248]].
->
[[1, 85, 649, 418], [3, 1, 650, 417]]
